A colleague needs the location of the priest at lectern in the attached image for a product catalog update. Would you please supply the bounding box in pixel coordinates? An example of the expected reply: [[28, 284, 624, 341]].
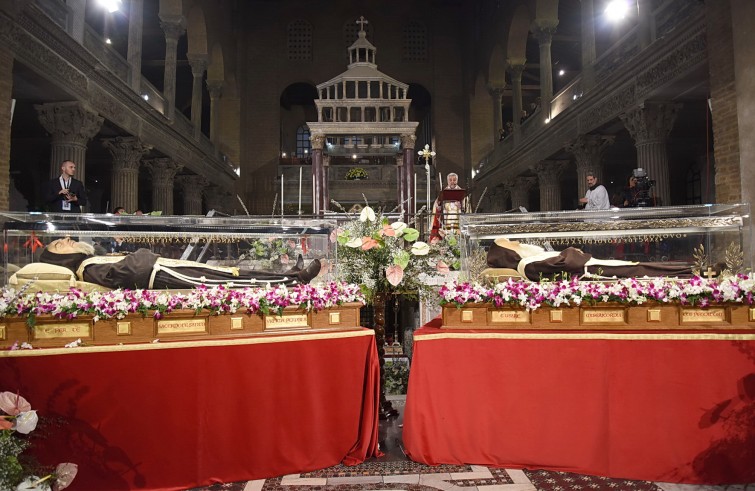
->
[[430, 173, 470, 239]]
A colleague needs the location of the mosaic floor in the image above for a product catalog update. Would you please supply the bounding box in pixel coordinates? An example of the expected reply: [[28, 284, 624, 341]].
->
[[188, 397, 754, 491]]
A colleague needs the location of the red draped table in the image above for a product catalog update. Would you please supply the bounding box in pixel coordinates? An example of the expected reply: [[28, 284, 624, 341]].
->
[[403, 318, 755, 484], [0, 329, 381, 491]]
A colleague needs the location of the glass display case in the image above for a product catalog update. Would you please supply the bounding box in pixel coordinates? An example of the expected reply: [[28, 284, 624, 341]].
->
[[0, 212, 336, 289], [459, 204, 752, 280]]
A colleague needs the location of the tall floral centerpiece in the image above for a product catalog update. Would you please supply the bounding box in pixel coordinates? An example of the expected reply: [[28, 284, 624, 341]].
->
[[334, 204, 455, 418]]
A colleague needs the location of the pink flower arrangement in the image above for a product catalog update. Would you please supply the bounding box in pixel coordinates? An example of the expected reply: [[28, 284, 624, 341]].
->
[[0, 392, 77, 490], [439, 274, 755, 310], [1, 282, 365, 327]]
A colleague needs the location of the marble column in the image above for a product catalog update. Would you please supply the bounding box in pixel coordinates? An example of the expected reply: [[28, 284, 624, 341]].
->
[[68, 0, 86, 43], [35, 102, 104, 182], [566, 134, 615, 199], [102, 136, 151, 214], [580, 0, 597, 90], [533, 160, 568, 211], [490, 85, 505, 140], [127, 0, 144, 91], [187, 54, 208, 140], [507, 177, 536, 211], [531, 19, 558, 117], [310, 134, 325, 215], [206, 80, 224, 145], [158, 15, 186, 120], [619, 102, 681, 207], [507, 62, 526, 140], [176, 175, 209, 215], [144, 158, 182, 215], [400, 133, 417, 219]]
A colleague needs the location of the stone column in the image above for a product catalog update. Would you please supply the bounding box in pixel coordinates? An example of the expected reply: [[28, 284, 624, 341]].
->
[[310, 134, 325, 215], [67, 0, 86, 43], [507, 62, 526, 140], [566, 134, 615, 199], [206, 80, 224, 145], [533, 160, 568, 211], [144, 158, 182, 215], [176, 175, 209, 215], [531, 19, 558, 117], [187, 54, 208, 140], [127, 0, 144, 91], [102, 136, 151, 214], [400, 133, 417, 218], [580, 0, 597, 90], [619, 102, 681, 207], [35, 102, 104, 182], [507, 177, 536, 211], [322, 154, 330, 213], [158, 15, 186, 120], [490, 85, 505, 140]]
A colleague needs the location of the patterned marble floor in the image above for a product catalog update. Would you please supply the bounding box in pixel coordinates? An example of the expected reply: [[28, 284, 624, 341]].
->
[[187, 397, 754, 491]]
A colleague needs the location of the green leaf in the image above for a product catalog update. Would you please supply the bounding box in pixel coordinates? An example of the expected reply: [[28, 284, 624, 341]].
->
[[402, 228, 419, 242], [394, 250, 411, 269]]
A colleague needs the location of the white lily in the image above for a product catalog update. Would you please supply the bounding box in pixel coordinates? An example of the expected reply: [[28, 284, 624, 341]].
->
[[359, 206, 376, 222], [411, 241, 430, 256]]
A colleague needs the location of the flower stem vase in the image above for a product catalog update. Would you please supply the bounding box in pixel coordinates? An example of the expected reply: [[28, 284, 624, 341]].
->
[[372, 291, 399, 420]]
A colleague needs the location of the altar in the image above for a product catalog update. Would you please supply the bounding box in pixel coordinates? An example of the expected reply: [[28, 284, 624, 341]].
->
[[0, 329, 381, 491], [402, 317, 755, 484]]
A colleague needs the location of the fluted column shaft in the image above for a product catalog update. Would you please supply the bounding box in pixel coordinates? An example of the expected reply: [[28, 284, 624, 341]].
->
[[145, 158, 182, 215], [532, 20, 558, 117], [127, 0, 144, 91], [507, 63, 525, 141], [159, 16, 186, 120], [581, 0, 596, 90], [177, 175, 208, 215], [566, 134, 615, 198], [620, 102, 680, 207], [206, 80, 224, 145], [187, 54, 208, 140], [400, 134, 417, 219], [533, 161, 567, 211], [35, 102, 104, 182], [311, 135, 325, 215], [490, 86, 505, 139], [102, 136, 151, 213]]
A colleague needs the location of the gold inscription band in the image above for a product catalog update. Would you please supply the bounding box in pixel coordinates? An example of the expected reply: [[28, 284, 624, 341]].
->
[[157, 318, 208, 334], [490, 310, 530, 324], [581, 309, 626, 324], [265, 313, 310, 330], [35, 323, 91, 339]]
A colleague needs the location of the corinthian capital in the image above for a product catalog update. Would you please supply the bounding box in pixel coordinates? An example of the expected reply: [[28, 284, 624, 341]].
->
[[35, 102, 104, 145]]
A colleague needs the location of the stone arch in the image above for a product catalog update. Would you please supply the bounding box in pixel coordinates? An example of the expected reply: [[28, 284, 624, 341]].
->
[[506, 4, 532, 63], [208, 43, 225, 82], [407, 84, 432, 148], [488, 43, 507, 87], [158, 0, 182, 17], [280, 83, 318, 158], [186, 5, 208, 56]]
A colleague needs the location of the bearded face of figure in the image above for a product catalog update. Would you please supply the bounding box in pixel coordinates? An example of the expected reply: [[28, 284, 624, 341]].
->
[[447, 174, 459, 189]]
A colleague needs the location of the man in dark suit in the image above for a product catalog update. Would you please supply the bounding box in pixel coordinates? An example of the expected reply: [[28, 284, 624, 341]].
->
[[45, 160, 87, 212]]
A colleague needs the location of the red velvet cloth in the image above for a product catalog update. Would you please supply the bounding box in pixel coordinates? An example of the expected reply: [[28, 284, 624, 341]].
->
[[0, 330, 381, 491], [404, 319, 755, 484]]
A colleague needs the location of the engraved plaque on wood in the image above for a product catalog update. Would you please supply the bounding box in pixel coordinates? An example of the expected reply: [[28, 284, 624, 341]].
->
[[329, 312, 341, 325], [681, 308, 726, 324], [265, 313, 310, 330], [116, 321, 131, 335], [230, 317, 244, 330], [157, 318, 208, 335], [461, 310, 474, 322], [581, 309, 626, 324], [490, 310, 530, 324], [35, 323, 91, 339], [0, 325, 5, 340]]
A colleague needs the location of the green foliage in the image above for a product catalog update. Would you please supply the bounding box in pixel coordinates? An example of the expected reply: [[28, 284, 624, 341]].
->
[[384, 360, 410, 395], [0, 430, 30, 490]]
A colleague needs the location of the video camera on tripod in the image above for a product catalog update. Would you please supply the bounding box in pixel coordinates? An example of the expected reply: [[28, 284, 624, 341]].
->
[[632, 168, 655, 207]]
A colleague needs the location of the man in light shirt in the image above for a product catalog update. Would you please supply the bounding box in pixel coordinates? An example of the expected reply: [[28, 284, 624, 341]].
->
[[579, 171, 609, 210]]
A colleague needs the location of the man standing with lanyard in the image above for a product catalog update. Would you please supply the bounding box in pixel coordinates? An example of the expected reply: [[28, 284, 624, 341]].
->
[[45, 160, 88, 212]]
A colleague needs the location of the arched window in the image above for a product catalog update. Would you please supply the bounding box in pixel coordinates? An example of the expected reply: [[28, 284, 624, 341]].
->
[[402, 21, 428, 62], [296, 125, 311, 158], [287, 20, 312, 61]]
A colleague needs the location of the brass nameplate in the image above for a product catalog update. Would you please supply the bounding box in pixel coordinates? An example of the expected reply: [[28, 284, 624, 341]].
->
[[582, 309, 626, 324], [157, 318, 208, 334], [681, 308, 726, 324], [550, 310, 563, 323], [35, 323, 91, 339], [0, 325, 5, 339], [749, 308, 755, 322], [647, 309, 662, 322], [329, 312, 341, 325], [231, 317, 244, 330], [461, 310, 474, 322], [490, 310, 530, 324], [266, 313, 310, 330], [116, 321, 131, 335]]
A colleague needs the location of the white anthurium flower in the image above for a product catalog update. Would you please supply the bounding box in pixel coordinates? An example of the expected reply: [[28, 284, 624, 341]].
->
[[359, 206, 376, 222], [14, 410, 39, 434], [411, 241, 430, 256], [390, 222, 407, 235], [345, 237, 364, 248]]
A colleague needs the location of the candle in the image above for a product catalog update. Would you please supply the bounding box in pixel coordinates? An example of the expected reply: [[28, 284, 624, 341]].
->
[[298, 166, 303, 215], [281, 174, 284, 217]]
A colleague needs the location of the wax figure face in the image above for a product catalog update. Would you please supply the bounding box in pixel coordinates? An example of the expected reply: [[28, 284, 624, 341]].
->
[[40, 238, 95, 272], [447, 173, 459, 188], [60, 160, 76, 178]]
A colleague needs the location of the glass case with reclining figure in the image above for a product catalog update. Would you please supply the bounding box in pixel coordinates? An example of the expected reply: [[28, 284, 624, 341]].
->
[[459, 204, 752, 282], [0, 212, 336, 291]]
